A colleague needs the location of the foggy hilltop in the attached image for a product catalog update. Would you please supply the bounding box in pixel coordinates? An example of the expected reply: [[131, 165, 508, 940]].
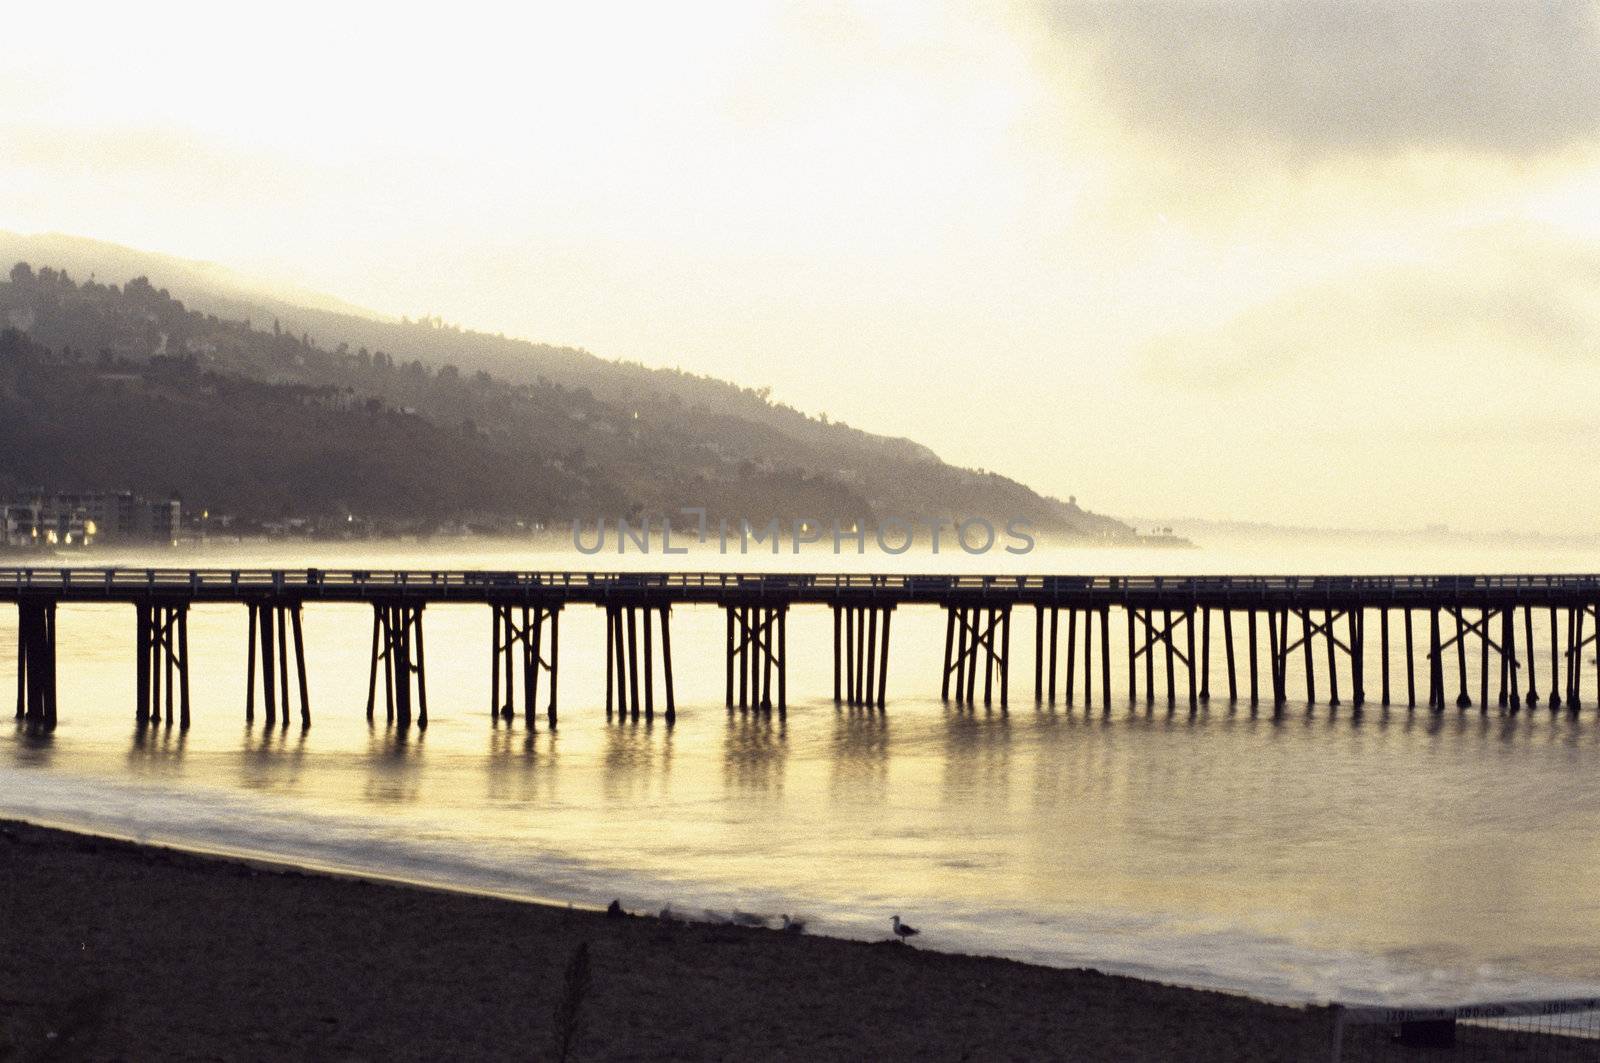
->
[[0, 232, 1130, 542]]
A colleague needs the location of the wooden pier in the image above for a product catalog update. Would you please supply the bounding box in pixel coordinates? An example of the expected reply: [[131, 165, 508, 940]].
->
[[5, 569, 1600, 732]]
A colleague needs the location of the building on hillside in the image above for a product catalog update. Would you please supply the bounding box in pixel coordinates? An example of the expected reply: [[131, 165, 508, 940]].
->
[[0, 491, 182, 548], [2, 502, 44, 547]]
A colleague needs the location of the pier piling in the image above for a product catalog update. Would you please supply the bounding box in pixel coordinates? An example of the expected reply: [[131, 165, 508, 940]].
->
[[491, 603, 561, 728], [1380, 609, 1390, 707], [1247, 610, 1258, 708], [834, 604, 893, 708], [247, 601, 307, 728], [137, 600, 191, 727], [726, 604, 784, 714], [1125, 608, 1136, 704], [14, 599, 58, 730], [1223, 609, 1237, 703], [1065, 610, 1077, 705], [366, 603, 426, 728], [1350, 609, 1364, 709], [1325, 610, 1340, 710], [1267, 609, 1285, 712], [606, 605, 674, 723], [943, 605, 1009, 708], [1524, 606, 1539, 707], [1099, 607, 1110, 712]]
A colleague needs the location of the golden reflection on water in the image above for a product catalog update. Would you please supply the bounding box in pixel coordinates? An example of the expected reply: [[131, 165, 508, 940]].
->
[[238, 722, 307, 793], [723, 715, 785, 795]]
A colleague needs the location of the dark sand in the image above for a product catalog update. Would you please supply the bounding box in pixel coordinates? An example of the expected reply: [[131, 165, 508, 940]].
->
[[0, 819, 1342, 1060]]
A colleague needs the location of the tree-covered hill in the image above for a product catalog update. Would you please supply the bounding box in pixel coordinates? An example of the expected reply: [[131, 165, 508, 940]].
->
[[0, 245, 1132, 541]]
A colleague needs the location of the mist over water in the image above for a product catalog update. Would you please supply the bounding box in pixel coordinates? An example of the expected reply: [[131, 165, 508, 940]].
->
[[5, 532, 1600, 1006]]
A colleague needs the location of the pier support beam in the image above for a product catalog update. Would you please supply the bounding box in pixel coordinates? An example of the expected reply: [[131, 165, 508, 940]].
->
[[943, 604, 1010, 708], [1100, 606, 1111, 711], [1222, 609, 1237, 703], [246, 600, 309, 728], [1549, 606, 1562, 710], [1523, 606, 1539, 708], [367, 602, 427, 729], [1428, 609, 1445, 711], [1419, 605, 1531, 717], [833, 604, 892, 708], [1038, 606, 1106, 711], [1565, 604, 1597, 712], [1270, 608, 1364, 713], [1379, 608, 1390, 707], [606, 604, 674, 723], [1404, 609, 1416, 709], [1247, 610, 1259, 709], [14, 599, 58, 731], [724, 604, 784, 714], [1130, 608, 1193, 711], [1571, 608, 1584, 710], [136, 600, 191, 728], [491, 603, 561, 729], [1349, 608, 1365, 710], [1267, 608, 1286, 712]]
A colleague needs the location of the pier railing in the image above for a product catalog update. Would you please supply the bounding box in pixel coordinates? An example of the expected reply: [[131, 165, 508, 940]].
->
[[4, 566, 1600, 604]]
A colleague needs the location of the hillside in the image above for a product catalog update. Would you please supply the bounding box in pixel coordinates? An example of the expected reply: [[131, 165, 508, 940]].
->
[[0, 235, 1132, 541]]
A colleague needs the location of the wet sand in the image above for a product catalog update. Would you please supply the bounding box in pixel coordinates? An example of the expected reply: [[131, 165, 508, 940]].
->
[[0, 818, 1340, 1060]]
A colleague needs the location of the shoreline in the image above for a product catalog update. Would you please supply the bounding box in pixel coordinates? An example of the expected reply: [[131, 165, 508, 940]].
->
[[7, 808, 601, 917], [0, 817, 1340, 1061]]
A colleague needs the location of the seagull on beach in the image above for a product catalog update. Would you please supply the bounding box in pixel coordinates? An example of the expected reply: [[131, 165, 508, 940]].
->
[[891, 915, 919, 943], [780, 914, 806, 934]]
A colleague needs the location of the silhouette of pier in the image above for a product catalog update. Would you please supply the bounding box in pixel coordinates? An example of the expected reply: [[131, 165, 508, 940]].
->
[[6, 569, 1600, 732]]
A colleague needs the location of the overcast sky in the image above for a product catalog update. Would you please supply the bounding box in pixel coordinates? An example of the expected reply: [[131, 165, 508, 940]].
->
[[4, 1, 1598, 531]]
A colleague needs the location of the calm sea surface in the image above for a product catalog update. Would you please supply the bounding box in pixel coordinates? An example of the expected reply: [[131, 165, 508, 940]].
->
[[5, 534, 1600, 1005]]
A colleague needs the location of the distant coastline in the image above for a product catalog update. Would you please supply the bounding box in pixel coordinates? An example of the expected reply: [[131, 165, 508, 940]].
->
[[1130, 516, 1600, 551]]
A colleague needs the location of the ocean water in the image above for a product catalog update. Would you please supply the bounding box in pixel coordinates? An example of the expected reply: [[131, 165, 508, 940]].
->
[[4, 533, 1600, 1007]]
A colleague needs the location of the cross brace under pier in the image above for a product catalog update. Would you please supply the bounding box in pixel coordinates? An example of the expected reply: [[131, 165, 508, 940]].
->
[[492, 603, 560, 728], [1126, 607, 1201, 710], [944, 605, 1010, 707], [726, 604, 785, 713], [136, 600, 192, 728], [367, 603, 427, 728]]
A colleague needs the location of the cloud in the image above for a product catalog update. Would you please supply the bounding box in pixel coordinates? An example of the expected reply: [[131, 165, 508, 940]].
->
[[1051, 1, 1600, 158], [1138, 226, 1600, 389]]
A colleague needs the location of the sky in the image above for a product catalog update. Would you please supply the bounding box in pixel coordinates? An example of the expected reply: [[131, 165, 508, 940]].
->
[[3, 1, 1599, 532]]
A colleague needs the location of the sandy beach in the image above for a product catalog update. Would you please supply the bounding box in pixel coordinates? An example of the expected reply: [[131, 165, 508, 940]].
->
[[0, 818, 1349, 1061]]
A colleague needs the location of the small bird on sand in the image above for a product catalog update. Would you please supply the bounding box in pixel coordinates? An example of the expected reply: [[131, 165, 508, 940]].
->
[[780, 914, 806, 934], [891, 915, 919, 943], [606, 899, 625, 918]]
